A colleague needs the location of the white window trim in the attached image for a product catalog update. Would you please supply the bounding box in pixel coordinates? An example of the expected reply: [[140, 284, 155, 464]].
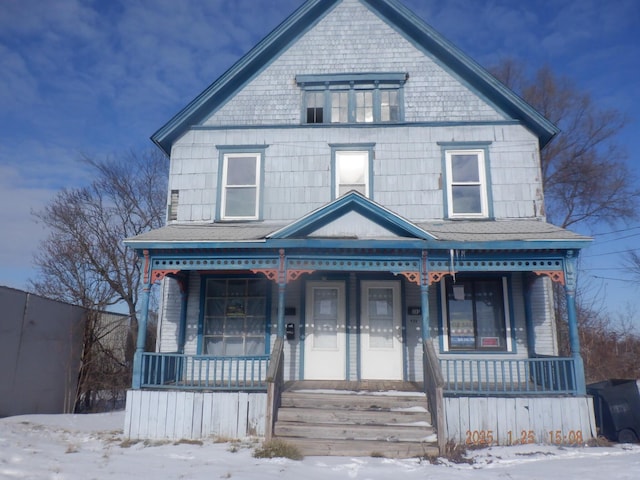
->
[[440, 276, 513, 353], [445, 149, 489, 218], [220, 152, 261, 220], [334, 150, 370, 198]]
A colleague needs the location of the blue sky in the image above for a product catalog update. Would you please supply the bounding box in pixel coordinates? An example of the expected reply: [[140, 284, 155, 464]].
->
[[1, 0, 638, 324]]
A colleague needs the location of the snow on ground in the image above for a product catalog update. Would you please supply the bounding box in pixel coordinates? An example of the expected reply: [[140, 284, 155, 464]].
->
[[1, 411, 639, 480]]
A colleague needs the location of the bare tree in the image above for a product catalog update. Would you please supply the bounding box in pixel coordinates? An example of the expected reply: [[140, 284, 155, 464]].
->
[[491, 59, 639, 229], [30, 149, 168, 410]]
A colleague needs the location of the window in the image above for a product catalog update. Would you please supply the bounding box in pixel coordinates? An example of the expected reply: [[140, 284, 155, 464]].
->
[[202, 278, 267, 356], [444, 149, 489, 218], [218, 149, 264, 220], [442, 277, 511, 352], [168, 190, 179, 221], [297, 73, 405, 124], [331, 144, 374, 199], [306, 91, 324, 124]]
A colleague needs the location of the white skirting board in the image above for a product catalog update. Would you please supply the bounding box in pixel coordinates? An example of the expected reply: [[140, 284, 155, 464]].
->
[[124, 390, 267, 440], [444, 396, 597, 447]]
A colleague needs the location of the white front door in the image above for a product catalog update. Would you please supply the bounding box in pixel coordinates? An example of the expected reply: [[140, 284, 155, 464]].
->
[[360, 281, 403, 380], [304, 281, 347, 380]]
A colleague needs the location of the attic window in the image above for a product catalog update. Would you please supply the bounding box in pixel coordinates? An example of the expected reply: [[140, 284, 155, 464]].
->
[[297, 73, 406, 125]]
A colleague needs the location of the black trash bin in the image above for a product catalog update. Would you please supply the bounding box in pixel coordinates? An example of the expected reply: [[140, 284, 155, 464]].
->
[[587, 379, 640, 443]]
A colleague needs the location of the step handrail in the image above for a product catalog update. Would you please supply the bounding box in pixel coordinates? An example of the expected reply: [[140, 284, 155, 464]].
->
[[423, 339, 446, 454], [265, 337, 285, 441]]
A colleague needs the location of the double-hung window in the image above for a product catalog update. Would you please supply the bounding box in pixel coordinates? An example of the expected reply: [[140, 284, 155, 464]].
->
[[217, 147, 266, 221], [331, 144, 374, 199], [444, 148, 490, 218], [298, 73, 405, 124], [442, 277, 512, 352], [202, 278, 268, 356]]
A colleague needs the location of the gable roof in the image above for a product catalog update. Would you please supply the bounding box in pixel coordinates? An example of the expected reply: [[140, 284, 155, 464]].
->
[[151, 0, 558, 155], [267, 190, 436, 240]]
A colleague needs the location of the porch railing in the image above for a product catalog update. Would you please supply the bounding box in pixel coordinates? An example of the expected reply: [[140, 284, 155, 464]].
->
[[139, 352, 270, 391], [439, 356, 577, 395]]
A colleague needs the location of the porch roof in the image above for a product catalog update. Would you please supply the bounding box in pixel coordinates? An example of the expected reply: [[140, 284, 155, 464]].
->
[[125, 219, 590, 251]]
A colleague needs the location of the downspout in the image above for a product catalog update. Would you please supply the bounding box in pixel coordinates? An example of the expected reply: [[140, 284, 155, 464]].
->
[[564, 251, 586, 395]]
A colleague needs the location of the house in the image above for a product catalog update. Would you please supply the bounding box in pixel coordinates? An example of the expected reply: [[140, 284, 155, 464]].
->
[[123, 0, 596, 456]]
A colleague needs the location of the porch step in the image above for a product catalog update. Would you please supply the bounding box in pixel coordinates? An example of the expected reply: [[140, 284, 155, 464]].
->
[[272, 383, 438, 458]]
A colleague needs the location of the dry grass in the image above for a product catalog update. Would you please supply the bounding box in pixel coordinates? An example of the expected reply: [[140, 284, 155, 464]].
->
[[253, 439, 304, 460]]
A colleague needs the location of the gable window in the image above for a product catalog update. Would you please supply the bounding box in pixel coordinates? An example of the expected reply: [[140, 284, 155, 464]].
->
[[443, 148, 490, 218], [442, 277, 512, 352], [202, 278, 268, 356], [331, 144, 374, 199], [297, 73, 406, 124], [217, 146, 266, 221], [306, 91, 324, 124]]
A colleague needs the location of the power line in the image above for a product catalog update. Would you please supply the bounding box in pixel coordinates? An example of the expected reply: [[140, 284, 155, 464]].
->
[[592, 225, 640, 237], [592, 232, 640, 244], [583, 247, 639, 258]]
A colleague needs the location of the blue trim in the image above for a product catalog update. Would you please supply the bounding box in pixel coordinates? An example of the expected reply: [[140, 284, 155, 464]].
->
[[190, 119, 523, 131], [330, 144, 376, 200], [197, 276, 207, 354], [127, 237, 592, 253], [436, 281, 445, 352], [297, 72, 407, 84], [506, 273, 517, 354], [523, 274, 536, 355], [345, 277, 352, 381], [299, 280, 307, 380], [401, 278, 408, 381], [268, 190, 435, 240]]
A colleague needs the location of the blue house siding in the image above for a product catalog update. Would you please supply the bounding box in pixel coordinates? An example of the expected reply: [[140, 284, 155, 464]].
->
[[169, 124, 543, 224]]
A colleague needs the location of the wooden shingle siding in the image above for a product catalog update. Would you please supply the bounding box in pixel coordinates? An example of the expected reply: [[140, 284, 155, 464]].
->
[[203, 0, 502, 127], [169, 124, 542, 223]]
